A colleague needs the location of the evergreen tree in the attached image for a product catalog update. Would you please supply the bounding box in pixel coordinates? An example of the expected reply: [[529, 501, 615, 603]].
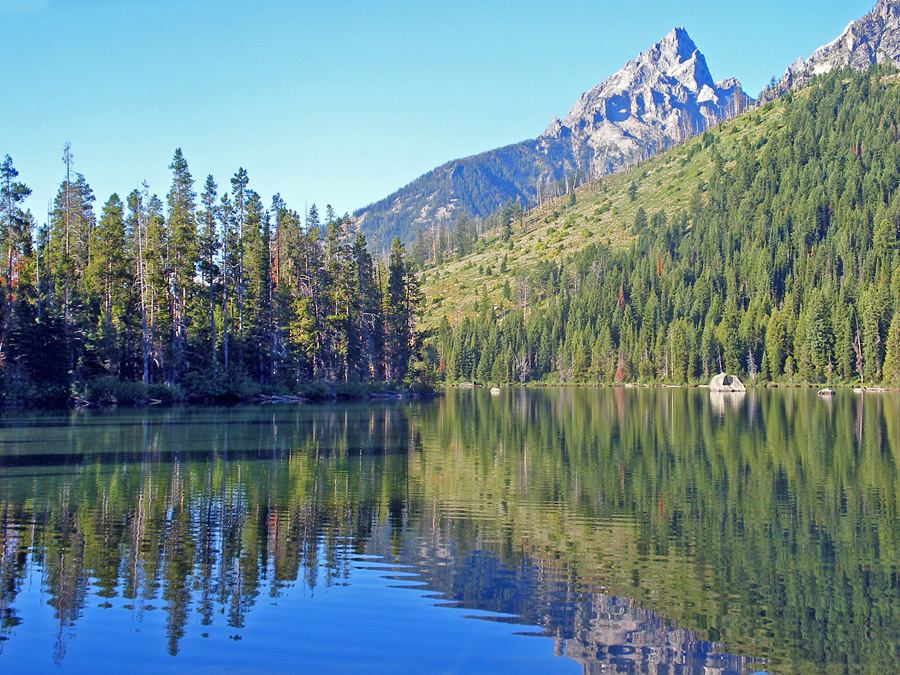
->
[[384, 237, 419, 381], [88, 193, 130, 375], [166, 148, 198, 381], [198, 175, 219, 368], [0, 155, 32, 363]]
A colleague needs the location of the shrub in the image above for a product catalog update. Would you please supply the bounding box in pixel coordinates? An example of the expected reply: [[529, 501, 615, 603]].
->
[[296, 380, 334, 400], [181, 371, 227, 401], [147, 382, 184, 404], [79, 378, 148, 405], [334, 381, 368, 400]]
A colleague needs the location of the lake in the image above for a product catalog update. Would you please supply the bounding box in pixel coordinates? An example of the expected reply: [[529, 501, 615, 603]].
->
[[1, 387, 898, 673]]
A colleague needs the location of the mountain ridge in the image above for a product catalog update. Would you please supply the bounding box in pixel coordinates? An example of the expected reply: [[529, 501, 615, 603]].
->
[[354, 27, 750, 250], [761, 0, 900, 100], [545, 26, 751, 178], [358, 0, 900, 252]]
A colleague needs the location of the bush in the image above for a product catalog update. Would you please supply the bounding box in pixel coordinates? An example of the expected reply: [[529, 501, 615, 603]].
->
[[78, 378, 148, 405], [147, 382, 184, 404], [1, 374, 69, 407], [180, 371, 228, 401], [407, 379, 437, 397], [334, 381, 369, 400], [296, 380, 335, 400], [219, 370, 261, 400]]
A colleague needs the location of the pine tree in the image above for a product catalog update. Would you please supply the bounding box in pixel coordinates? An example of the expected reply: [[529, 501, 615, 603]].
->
[[0, 155, 32, 364], [883, 312, 900, 386], [89, 193, 130, 375], [384, 237, 418, 381], [0, 155, 32, 297], [144, 193, 169, 382], [218, 192, 236, 373], [166, 148, 197, 381], [127, 189, 151, 384], [243, 190, 272, 382], [230, 168, 249, 341], [198, 175, 219, 368]]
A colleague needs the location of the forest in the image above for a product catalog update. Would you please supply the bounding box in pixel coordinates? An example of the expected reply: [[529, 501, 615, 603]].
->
[[425, 65, 900, 388], [353, 135, 584, 250], [0, 148, 423, 405], [6, 64, 900, 403]]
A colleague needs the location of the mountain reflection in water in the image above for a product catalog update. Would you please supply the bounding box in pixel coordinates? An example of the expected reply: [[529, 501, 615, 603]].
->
[[2, 387, 899, 673]]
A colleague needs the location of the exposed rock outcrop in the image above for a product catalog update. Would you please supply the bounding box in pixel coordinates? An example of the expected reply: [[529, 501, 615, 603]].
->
[[546, 27, 753, 176], [355, 28, 751, 249], [709, 373, 746, 392], [760, 0, 900, 101]]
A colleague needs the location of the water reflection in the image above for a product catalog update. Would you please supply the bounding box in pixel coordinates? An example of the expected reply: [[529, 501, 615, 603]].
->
[[1, 389, 899, 673], [708, 389, 746, 415]]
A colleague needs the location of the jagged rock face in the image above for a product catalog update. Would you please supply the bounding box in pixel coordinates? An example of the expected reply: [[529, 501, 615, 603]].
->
[[354, 28, 751, 249], [543, 27, 753, 175], [762, 0, 900, 100]]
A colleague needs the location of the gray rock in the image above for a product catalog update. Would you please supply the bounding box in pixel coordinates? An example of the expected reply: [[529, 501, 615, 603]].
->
[[760, 0, 900, 102], [709, 373, 746, 392], [546, 27, 753, 177]]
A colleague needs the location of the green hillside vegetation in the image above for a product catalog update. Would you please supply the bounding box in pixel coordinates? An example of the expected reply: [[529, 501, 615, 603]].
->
[[418, 98, 785, 328], [420, 64, 900, 387]]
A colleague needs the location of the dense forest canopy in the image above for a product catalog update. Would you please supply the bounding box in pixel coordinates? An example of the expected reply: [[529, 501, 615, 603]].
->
[[5, 64, 900, 402], [423, 65, 900, 388], [0, 147, 423, 404]]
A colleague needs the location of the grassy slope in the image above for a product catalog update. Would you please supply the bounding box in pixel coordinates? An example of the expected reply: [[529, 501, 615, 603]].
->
[[419, 98, 787, 330]]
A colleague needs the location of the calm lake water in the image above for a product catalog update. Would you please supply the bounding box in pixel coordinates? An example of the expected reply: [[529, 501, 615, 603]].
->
[[1, 387, 899, 673]]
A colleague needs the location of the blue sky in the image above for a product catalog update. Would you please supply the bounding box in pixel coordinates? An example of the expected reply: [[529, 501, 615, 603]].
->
[[1, 0, 876, 223]]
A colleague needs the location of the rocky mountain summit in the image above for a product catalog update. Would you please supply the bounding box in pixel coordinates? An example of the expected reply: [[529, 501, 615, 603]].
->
[[545, 27, 752, 176], [356, 1, 900, 250], [354, 28, 750, 249], [762, 0, 900, 100]]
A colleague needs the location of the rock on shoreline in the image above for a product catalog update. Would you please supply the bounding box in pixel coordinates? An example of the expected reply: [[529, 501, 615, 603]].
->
[[709, 373, 746, 392]]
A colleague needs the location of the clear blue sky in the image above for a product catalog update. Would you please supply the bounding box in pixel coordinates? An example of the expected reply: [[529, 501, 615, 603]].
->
[[1, 0, 876, 223]]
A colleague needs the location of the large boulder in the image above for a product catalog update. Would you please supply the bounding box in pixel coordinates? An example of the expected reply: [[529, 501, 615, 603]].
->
[[709, 373, 746, 392]]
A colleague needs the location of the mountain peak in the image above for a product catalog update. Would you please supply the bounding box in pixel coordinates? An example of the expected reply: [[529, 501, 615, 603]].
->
[[659, 26, 699, 59], [354, 26, 752, 249], [641, 26, 711, 91], [762, 0, 900, 100], [547, 28, 751, 175]]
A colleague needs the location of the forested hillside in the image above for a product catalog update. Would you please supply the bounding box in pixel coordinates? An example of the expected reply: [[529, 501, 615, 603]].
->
[[0, 150, 423, 404], [5, 64, 900, 405], [353, 138, 578, 251], [354, 27, 750, 253], [424, 65, 900, 387]]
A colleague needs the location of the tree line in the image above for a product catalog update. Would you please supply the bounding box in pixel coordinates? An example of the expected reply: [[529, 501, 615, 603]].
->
[[428, 65, 900, 387], [0, 147, 423, 404]]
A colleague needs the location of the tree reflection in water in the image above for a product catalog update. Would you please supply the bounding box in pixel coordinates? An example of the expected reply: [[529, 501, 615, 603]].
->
[[1, 388, 899, 673]]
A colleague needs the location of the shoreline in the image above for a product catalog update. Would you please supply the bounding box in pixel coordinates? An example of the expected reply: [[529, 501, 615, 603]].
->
[[446, 381, 900, 392]]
